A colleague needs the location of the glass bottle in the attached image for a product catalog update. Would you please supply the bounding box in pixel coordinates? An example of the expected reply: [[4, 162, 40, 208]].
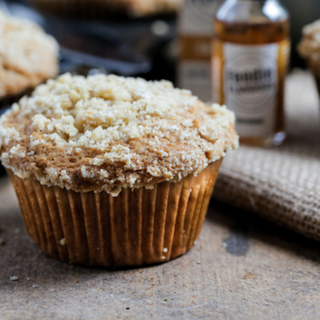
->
[[178, 0, 221, 102], [212, 0, 290, 147]]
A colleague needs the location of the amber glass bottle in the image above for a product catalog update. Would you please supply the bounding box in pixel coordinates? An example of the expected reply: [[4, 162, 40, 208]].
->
[[212, 0, 290, 147]]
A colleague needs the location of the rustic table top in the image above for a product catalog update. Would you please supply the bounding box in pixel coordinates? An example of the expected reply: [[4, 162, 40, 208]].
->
[[1, 72, 320, 319], [1, 172, 320, 320]]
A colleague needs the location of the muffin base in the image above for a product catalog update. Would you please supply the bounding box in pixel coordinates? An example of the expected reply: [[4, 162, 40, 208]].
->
[[7, 160, 221, 267]]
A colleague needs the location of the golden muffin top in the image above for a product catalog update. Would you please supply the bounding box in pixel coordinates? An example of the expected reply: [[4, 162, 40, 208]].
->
[[0, 73, 238, 195]]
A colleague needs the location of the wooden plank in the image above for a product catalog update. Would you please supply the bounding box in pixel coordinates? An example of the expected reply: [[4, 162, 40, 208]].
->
[[1, 175, 320, 320]]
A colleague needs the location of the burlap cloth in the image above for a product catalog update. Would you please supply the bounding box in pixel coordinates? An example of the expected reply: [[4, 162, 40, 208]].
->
[[213, 71, 320, 241]]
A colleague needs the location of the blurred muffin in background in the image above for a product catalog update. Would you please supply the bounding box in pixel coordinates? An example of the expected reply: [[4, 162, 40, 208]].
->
[[30, 0, 182, 19], [0, 11, 59, 107], [298, 20, 320, 95]]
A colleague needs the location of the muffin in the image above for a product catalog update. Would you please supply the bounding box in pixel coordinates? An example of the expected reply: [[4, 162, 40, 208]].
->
[[0, 73, 238, 267], [0, 11, 59, 108], [30, 0, 182, 19], [298, 20, 320, 95]]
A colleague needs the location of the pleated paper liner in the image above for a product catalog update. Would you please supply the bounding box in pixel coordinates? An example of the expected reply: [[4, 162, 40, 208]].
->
[[7, 159, 222, 267]]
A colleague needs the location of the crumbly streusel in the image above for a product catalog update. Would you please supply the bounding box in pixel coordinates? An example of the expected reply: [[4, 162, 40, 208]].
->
[[0, 11, 59, 99], [298, 20, 320, 76], [0, 73, 238, 195]]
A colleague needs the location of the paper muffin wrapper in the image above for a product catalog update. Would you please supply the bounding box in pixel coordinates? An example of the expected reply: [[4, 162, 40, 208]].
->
[[7, 159, 222, 267]]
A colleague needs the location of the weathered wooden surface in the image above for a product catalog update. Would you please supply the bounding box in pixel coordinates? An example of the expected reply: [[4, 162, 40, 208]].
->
[[2, 72, 320, 320], [1, 175, 320, 320]]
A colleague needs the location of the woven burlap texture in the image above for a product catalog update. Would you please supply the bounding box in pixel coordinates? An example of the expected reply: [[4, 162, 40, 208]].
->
[[213, 72, 320, 240]]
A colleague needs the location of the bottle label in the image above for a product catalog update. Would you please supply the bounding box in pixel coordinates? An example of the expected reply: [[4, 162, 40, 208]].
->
[[213, 42, 281, 138]]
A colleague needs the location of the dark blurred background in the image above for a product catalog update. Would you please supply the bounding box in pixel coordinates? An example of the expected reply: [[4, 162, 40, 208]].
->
[[4, 0, 179, 82], [4, 0, 320, 84]]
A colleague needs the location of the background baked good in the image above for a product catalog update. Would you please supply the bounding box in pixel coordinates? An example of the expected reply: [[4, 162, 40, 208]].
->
[[0, 11, 59, 106]]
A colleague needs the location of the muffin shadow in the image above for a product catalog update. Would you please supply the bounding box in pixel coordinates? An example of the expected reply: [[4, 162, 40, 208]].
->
[[207, 199, 320, 265]]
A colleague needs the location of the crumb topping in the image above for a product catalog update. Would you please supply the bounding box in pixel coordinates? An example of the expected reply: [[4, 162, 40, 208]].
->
[[0, 10, 59, 98], [0, 74, 238, 195], [298, 20, 320, 75]]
